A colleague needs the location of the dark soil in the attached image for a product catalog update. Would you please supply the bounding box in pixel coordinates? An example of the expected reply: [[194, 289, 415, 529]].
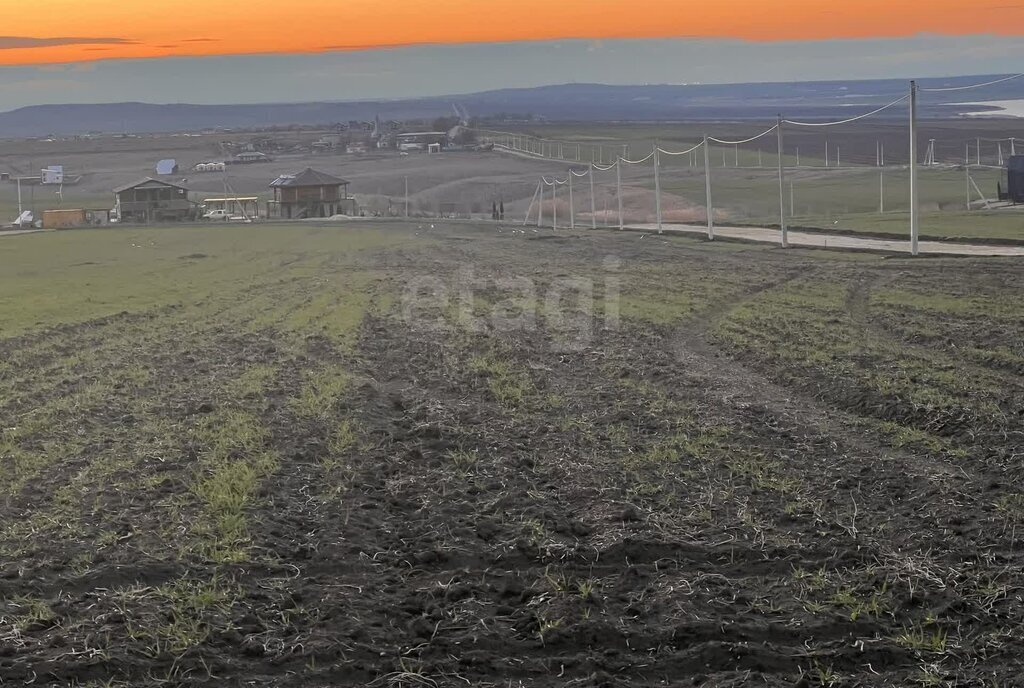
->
[[2, 223, 1023, 687]]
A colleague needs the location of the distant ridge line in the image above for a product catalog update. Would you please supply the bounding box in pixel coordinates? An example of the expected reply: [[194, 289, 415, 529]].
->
[[0, 75, 1020, 137]]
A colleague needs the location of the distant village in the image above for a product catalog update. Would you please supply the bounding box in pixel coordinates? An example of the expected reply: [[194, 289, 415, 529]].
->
[[3, 115, 499, 228]]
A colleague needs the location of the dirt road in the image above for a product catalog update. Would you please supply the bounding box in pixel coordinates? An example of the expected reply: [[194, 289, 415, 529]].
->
[[628, 222, 1024, 256], [0, 228, 44, 237]]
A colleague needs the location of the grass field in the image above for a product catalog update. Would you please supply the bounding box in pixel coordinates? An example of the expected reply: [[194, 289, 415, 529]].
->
[[1, 222, 1024, 686]]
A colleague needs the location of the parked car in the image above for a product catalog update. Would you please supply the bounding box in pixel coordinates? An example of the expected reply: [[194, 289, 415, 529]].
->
[[203, 209, 231, 221], [202, 208, 252, 223]]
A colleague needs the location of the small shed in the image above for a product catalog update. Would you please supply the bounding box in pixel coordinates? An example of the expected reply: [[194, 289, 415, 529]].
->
[[233, 151, 269, 164], [42, 208, 110, 228], [1006, 156, 1024, 203], [41, 165, 64, 185], [156, 159, 178, 175], [113, 178, 193, 223], [268, 168, 355, 219]]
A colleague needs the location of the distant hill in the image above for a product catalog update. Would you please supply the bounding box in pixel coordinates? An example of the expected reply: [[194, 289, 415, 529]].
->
[[0, 75, 1020, 137]]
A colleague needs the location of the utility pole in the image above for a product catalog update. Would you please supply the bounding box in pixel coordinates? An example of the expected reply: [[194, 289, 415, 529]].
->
[[965, 142, 971, 211], [825, 139, 829, 168], [654, 147, 662, 233], [616, 159, 624, 230], [404, 176, 409, 218], [552, 182, 557, 230], [909, 80, 919, 256], [965, 164, 971, 211], [703, 136, 714, 240], [977, 137, 982, 166], [568, 170, 575, 229], [537, 181, 544, 228], [777, 116, 787, 248], [880, 167, 885, 214], [589, 165, 596, 229], [524, 181, 540, 226]]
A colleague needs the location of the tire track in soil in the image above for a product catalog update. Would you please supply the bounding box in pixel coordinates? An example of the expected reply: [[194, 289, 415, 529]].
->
[[661, 276, 1012, 568], [843, 274, 1024, 463], [656, 273, 1024, 671], [672, 271, 967, 482]]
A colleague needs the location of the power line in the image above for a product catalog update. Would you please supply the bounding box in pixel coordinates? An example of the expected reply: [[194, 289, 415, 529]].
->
[[920, 73, 1024, 93], [620, 150, 656, 165], [656, 141, 705, 156], [783, 95, 909, 127], [708, 126, 778, 145]]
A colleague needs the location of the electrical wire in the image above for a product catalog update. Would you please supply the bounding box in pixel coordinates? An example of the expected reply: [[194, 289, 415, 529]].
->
[[921, 73, 1024, 93], [783, 95, 909, 127], [708, 126, 778, 145], [656, 141, 705, 156], [620, 150, 656, 165]]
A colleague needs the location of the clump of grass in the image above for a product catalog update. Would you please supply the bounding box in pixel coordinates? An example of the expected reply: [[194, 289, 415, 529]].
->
[[448, 448, 480, 472], [190, 409, 277, 562], [576, 578, 598, 600], [995, 493, 1024, 520], [121, 576, 236, 656], [226, 364, 278, 399], [536, 615, 563, 645], [195, 409, 268, 459], [5, 596, 57, 632], [289, 366, 351, 420], [192, 453, 277, 562], [828, 583, 889, 621], [808, 662, 841, 687], [895, 622, 948, 653], [469, 353, 534, 407]]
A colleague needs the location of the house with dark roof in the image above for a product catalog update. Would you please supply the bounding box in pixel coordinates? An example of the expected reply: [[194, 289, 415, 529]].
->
[[268, 168, 355, 219], [113, 178, 193, 223]]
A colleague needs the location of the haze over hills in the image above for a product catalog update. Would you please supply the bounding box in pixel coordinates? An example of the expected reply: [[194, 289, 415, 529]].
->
[[0, 75, 1020, 137]]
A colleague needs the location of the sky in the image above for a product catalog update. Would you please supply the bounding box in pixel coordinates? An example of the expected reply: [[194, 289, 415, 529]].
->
[[1, 1, 1023, 108]]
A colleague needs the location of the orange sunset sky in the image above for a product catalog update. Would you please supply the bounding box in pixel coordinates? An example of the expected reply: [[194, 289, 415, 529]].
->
[[4, 0, 1024, 66]]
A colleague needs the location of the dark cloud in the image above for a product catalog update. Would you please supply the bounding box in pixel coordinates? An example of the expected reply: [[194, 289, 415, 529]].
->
[[0, 36, 136, 50], [181, 38, 219, 43]]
